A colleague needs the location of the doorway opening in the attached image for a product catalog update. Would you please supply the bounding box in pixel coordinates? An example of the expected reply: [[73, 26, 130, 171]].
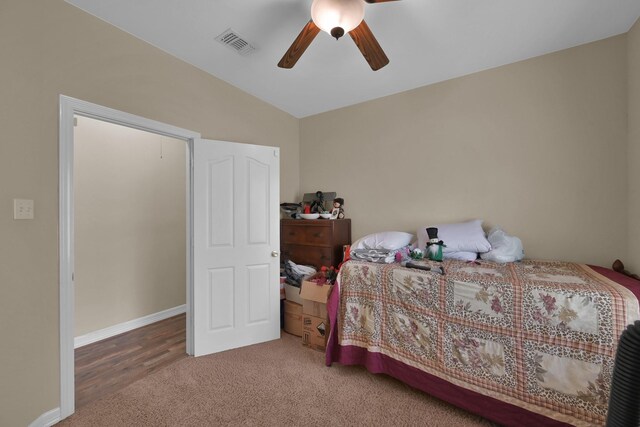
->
[[72, 115, 188, 408], [59, 95, 200, 419]]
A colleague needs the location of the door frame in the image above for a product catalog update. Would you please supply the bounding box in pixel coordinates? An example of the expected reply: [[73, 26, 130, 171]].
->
[[58, 95, 200, 419]]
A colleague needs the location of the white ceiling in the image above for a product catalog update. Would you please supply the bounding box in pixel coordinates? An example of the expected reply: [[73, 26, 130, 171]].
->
[[66, 0, 640, 118]]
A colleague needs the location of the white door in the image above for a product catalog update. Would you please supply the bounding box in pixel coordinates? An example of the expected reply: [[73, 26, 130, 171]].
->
[[193, 139, 280, 356]]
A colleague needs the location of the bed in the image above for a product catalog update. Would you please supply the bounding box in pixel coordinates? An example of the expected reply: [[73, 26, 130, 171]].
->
[[325, 259, 640, 426]]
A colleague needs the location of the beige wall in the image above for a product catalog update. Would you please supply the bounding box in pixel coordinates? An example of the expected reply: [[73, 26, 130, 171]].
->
[[74, 117, 186, 337], [300, 35, 628, 267], [0, 1, 299, 425], [629, 18, 640, 273]]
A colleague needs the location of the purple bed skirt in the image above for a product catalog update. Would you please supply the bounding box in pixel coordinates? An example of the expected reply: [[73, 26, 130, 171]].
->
[[326, 342, 571, 427]]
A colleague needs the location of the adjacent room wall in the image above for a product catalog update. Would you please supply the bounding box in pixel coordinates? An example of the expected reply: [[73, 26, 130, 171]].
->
[[0, 1, 299, 425], [629, 18, 640, 273], [74, 116, 186, 337], [300, 35, 628, 267]]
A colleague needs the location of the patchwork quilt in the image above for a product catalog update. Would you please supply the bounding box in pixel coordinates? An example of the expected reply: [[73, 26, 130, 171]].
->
[[329, 260, 640, 426]]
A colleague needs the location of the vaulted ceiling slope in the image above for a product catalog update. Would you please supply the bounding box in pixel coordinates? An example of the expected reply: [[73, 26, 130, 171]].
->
[[65, 0, 640, 118]]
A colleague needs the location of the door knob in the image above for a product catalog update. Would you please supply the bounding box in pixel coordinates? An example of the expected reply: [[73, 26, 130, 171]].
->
[[271, 251, 280, 257]]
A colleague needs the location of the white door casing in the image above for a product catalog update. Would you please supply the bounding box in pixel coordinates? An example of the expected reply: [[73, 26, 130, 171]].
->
[[193, 139, 280, 356]]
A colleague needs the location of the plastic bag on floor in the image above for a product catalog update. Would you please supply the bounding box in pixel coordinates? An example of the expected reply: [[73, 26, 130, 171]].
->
[[283, 260, 316, 285], [480, 227, 524, 263]]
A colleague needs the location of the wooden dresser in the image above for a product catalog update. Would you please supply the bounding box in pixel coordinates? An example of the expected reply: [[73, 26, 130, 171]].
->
[[281, 219, 351, 268]]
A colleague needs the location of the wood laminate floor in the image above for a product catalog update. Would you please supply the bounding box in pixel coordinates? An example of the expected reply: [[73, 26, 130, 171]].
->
[[75, 313, 187, 408]]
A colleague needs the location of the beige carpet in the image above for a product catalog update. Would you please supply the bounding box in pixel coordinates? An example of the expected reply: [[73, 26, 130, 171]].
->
[[58, 332, 492, 426]]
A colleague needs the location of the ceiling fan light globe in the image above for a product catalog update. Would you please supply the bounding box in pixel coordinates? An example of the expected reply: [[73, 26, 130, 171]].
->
[[311, 0, 365, 36]]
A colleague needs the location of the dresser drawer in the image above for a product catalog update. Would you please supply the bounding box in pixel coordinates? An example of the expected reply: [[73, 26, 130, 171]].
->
[[282, 244, 332, 267], [282, 224, 332, 246], [280, 219, 351, 269]]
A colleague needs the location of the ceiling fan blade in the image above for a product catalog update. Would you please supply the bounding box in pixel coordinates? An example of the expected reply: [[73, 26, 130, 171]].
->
[[278, 20, 321, 69], [364, 0, 400, 3], [349, 20, 389, 71]]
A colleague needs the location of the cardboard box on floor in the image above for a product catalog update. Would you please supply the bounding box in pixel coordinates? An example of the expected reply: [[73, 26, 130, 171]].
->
[[300, 276, 333, 316], [302, 314, 329, 352], [300, 276, 333, 351], [283, 300, 302, 337], [284, 283, 303, 305]]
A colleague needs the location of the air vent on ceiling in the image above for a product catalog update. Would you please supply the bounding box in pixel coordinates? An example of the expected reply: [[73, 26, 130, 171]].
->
[[215, 28, 256, 56]]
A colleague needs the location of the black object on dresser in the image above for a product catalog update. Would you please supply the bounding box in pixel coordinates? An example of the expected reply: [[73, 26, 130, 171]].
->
[[281, 219, 351, 269]]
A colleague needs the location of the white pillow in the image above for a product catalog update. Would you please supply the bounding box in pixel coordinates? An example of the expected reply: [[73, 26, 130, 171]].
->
[[443, 251, 478, 261], [417, 220, 491, 254], [351, 231, 415, 251]]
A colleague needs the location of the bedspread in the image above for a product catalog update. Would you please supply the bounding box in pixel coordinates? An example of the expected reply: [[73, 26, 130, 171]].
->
[[326, 259, 640, 426]]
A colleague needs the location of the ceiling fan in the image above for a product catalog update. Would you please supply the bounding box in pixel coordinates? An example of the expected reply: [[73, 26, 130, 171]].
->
[[278, 0, 400, 71]]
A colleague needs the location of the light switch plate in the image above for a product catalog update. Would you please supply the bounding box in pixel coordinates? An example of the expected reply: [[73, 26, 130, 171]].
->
[[14, 199, 34, 220]]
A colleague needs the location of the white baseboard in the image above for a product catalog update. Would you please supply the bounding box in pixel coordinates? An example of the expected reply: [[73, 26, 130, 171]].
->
[[74, 304, 186, 349], [29, 407, 61, 427]]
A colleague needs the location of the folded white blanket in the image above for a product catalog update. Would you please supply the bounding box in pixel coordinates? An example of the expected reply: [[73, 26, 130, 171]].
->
[[350, 248, 396, 264]]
